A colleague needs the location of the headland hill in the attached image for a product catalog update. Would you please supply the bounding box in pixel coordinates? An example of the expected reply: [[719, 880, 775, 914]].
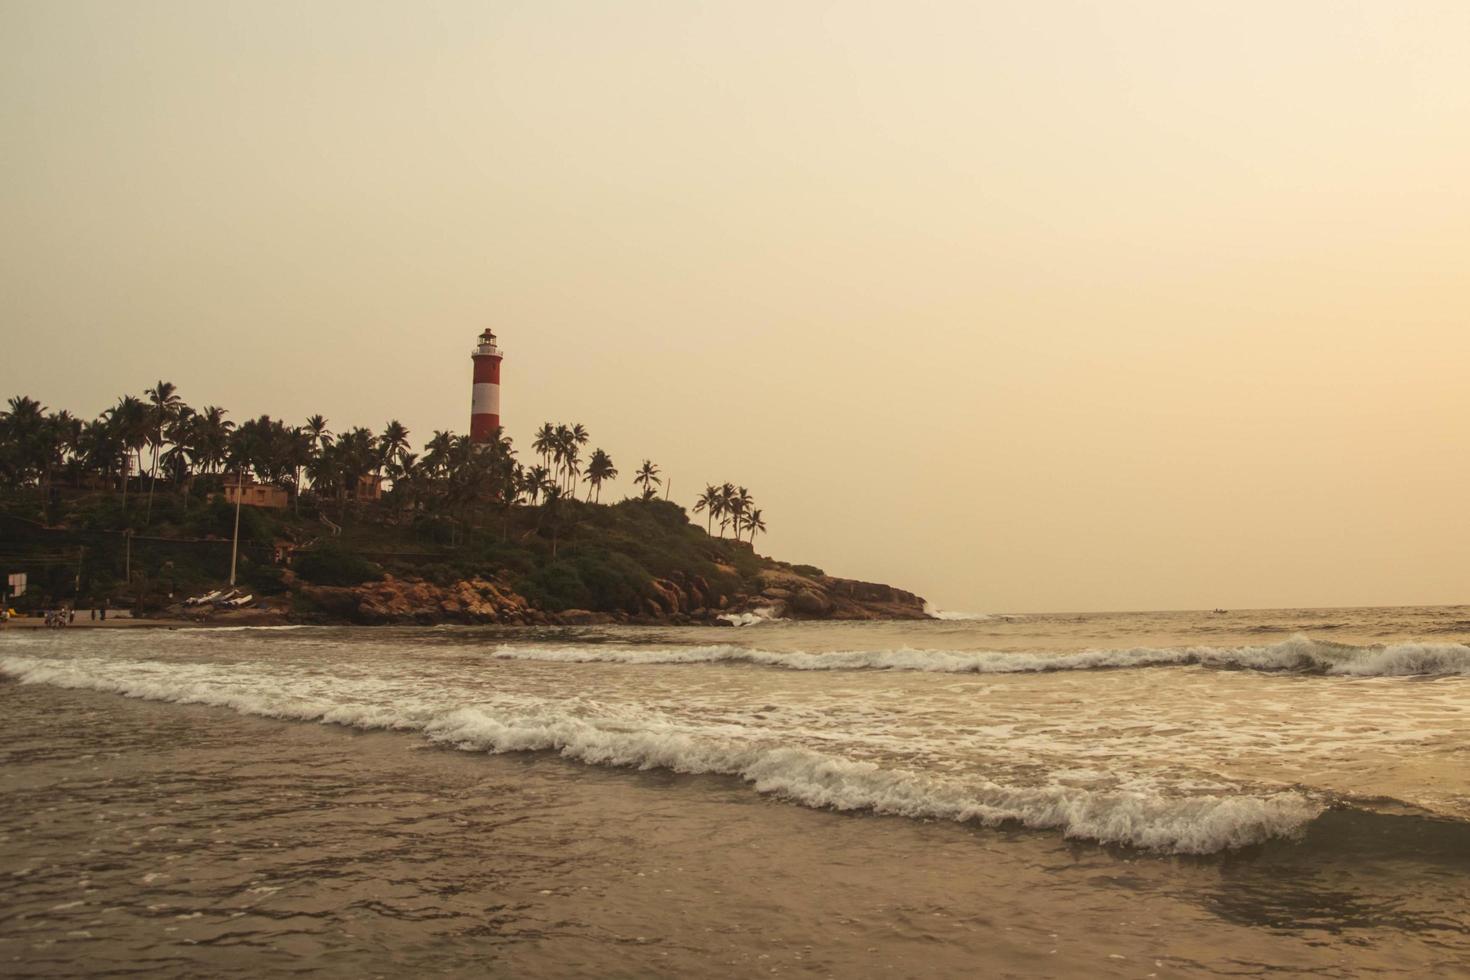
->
[[0, 376, 929, 627]]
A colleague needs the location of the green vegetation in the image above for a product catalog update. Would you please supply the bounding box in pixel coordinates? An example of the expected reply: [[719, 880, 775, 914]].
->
[[0, 390, 778, 614], [693, 482, 766, 543]]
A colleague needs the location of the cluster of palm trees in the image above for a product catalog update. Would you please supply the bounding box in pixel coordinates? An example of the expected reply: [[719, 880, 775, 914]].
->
[[693, 483, 766, 544], [4, 391, 770, 546], [529, 423, 624, 503], [0, 387, 423, 523]]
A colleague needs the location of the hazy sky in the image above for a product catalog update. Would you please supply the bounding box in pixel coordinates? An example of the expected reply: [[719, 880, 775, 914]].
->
[[3, 1, 1468, 612]]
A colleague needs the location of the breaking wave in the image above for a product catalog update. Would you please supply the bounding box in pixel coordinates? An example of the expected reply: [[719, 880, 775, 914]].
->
[[923, 604, 995, 621], [717, 606, 785, 627], [487, 635, 1470, 677], [0, 653, 1320, 854]]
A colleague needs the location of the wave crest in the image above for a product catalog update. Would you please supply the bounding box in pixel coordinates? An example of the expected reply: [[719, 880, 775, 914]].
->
[[0, 653, 1318, 854], [486, 635, 1470, 677]]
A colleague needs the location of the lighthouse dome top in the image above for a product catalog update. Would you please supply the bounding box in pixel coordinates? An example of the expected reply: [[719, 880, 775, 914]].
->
[[473, 328, 501, 357]]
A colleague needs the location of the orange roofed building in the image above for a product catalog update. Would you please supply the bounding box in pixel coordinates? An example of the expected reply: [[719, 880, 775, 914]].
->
[[221, 479, 289, 510]]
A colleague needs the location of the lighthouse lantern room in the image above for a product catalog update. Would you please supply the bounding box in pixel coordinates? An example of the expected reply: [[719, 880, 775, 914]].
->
[[469, 328, 503, 444]]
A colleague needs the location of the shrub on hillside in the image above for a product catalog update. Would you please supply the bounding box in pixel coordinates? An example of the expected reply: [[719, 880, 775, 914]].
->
[[293, 545, 383, 587], [185, 498, 276, 545], [243, 562, 289, 596], [516, 551, 652, 613]]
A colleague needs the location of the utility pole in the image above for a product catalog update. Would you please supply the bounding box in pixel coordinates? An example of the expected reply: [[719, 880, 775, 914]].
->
[[124, 531, 132, 583], [229, 465, 244, 586]]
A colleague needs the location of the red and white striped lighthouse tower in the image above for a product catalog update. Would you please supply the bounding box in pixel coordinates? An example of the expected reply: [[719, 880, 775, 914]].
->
[[469, 327, 503, 444]]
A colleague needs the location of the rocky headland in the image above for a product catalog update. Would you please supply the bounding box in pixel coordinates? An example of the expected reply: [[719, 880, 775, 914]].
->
[[282, 565, 928, 627]]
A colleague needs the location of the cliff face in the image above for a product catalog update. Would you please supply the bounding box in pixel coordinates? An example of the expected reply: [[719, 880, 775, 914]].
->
[[287, 566, 929, 626], [749, 569, 929, 621], [295, 574, 543, 626]]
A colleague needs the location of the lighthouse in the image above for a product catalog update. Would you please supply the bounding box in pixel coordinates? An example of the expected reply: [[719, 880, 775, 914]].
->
[[469, 327, 503, 444]]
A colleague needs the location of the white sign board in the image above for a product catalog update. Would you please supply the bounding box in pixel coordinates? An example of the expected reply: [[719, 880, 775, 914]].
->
[[7, 573, 26, 598]]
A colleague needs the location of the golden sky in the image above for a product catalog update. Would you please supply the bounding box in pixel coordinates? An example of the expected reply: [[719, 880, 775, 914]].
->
[[3, 1, 1467, 612]]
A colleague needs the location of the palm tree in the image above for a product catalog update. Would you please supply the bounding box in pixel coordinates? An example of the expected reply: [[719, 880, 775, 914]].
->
[[106, 395, 149, 511], [742, 507, 766, 544], [539, 484, 566, 557], [303, 415, 331, 476], [729, 486, 753, 540], [194, 406, 232, 475], [36, 410, 76, 523], [160, 406, 198, 508], [716, 482, 736, 537], [633, 459, 661, 501], [379, 419, 410, 472], [694, 484, 720, 534], [561, 441, 581, 494], [491, 453, 523, 541], [385, 452, 420, 514], [144, 380, 182, 524], [583, 448, 617, 502], [549, 424, 572, 490], [284, 426, 314, 513], [1, 396, 47, 486], [422, 430, 454, 478], [532, 423, 556, 473], [522, 464, 550, 504], [78, 418, 125, 491]]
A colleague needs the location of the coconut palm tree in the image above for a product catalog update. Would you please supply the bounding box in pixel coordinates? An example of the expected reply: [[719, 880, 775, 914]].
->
[[160, 406, 198, 507], [728, 486, 753, 540], [521, 464, 550, 505], [533, 423, 556, 473], [1, 396, 47, 485], [742, 507, 766, 544], [422, 430, 454, 478], [303, 415, 331, 467], [79, 418, 125, 491], [34, 410, 76, 522], [379, 419, 410, 472], [694, 484, 720, 534], [144, 380, 182, 524], [539, 484, 566, 557], [716, 482, 736, 537], [193, 406, 232, 475], [106, 395, 149, 510], [634, 459, 661, 501], [583, 448, 617, 502], [561, 441, 581, 494]]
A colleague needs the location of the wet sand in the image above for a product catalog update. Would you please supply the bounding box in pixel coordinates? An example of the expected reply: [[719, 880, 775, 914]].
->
[[3, 680, 1464, 978], [3, 618, 184, 630]]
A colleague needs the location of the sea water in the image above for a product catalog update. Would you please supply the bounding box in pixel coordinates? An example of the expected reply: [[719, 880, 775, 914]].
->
[[2, 607, 1467, 976]]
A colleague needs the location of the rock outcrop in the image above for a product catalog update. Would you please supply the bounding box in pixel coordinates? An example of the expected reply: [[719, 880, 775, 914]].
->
[[289, 566, 928, 626], [297, 574, 544, 626], [746, 569, 929, 621]]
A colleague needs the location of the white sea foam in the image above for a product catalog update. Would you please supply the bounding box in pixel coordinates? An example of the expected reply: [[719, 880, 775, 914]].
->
[[170, 625, 315, 633], [923, 604, 994, 621], [486, 635, 1470, 677], [0, 653, 1320, 854], [717, 606, 785, 627]]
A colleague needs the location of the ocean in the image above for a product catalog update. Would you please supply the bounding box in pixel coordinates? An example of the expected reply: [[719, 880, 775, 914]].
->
[[2, 606, 1467, 977]]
